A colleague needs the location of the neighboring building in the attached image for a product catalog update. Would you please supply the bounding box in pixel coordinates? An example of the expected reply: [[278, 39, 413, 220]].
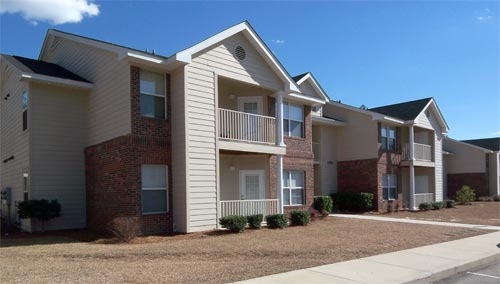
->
[[1, 21, 326, 234], [312, 98, 449, 212], [444, 137, 500, 198]]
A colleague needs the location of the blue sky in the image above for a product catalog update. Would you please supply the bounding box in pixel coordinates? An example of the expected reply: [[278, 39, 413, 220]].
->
[[1, 1, 499, 140]]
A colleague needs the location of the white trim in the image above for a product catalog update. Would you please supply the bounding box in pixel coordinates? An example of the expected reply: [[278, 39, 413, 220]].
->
[[287, 92, 326, 104], [20, 73, 93, 89], [140, 69, 167, 120], [283, 170, 305, 206], [414, 99, 449, 133], [141, 165, 169, 214], [127, 52, 164, 64], [295, 72, 330, 102], [312, 116, 346, 126], [239, 170, 265, 200]]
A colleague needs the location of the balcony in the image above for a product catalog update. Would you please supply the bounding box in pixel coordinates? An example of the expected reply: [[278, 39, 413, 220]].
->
[[220, 199, 279, 218], [402, 143, 433, 162], [218, 108, 285, 155], [415, 193, 434, 205]]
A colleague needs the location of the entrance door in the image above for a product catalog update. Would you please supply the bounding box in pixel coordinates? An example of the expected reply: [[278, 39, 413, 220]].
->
[[239, 170, 265, 200], [238, 97, 263, 141]]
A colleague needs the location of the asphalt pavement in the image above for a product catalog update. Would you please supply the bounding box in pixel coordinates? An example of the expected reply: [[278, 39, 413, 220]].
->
[[433, 259, 500, 284]]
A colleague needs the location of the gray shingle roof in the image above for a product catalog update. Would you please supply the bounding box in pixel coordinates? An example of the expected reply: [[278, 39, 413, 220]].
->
[[369, 98, 433, 121], [9, 55, 90, 83], [292, 72, 309, 82], [461, 138, 500, 151]]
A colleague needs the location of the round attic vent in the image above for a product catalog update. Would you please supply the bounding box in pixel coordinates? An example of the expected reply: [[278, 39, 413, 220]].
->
[[235, 46, 246, 61]]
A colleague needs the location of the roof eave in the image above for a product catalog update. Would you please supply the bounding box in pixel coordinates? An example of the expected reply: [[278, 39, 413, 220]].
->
[[20, 73, 93, 89]]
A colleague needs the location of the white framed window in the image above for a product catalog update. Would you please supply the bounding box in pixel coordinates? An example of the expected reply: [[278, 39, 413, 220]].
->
[[22, 91, 28, 131], [381, 125, 396, 151], [140, 70, 166, 119], [382, 174, 397, 200], [141, 165, 168, 214], [283, 102, 304, 138], [283, 170, 304, 205]]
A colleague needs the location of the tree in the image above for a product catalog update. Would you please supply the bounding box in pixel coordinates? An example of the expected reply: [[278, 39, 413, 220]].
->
[[17, 199, 61, 231]]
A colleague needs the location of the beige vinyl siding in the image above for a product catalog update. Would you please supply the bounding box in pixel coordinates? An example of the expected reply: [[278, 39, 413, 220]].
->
[[29, 83, 88, 230], [489, 153, 500, 195], [191, 33, 282, 90], [298, 80, 323, 100], [41, 37, 130, 146], [0, 64, 29, 226], [443, 139, 487, 173], [434, 133, 443, 201], [170, 66, 189, 233], [219, 155, 269, 200], [319, 126, 339, 194]]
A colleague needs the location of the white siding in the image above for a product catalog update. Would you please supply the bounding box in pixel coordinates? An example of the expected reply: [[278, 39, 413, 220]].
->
[[41, 37, 131, 146], [434, 133, 443, 201], [0, 63, 29, 227], [298, 79, 323, 101], [29, 83, 88, 230]]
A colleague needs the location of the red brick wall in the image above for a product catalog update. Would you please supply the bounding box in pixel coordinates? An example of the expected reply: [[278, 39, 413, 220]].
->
[[447, 173, 489, 199], [337, 158, 378, 205], [85, 66, 173, 235]]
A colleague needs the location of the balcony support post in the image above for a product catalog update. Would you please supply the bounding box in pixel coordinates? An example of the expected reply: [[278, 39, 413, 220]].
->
[[409, 124, 415, 160], [276, 92, 285, 147], [409, 165, 416, 210], [277, 154, 284, 214]]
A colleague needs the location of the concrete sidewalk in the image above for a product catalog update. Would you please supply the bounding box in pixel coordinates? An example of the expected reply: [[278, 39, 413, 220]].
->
[[330, 214, 500, 230], [234, 231, 500, 284]]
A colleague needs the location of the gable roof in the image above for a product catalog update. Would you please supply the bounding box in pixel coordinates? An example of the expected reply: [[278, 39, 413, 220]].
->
[[461, 137, 500, 152], [292, 72, 330, 102], [1, 54, 93, 89], [369, 98, 433, 121], [292, 72, 309, 82]]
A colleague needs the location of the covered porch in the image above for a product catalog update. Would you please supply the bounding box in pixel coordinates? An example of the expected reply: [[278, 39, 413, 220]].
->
[[401, 167, 436, 209]]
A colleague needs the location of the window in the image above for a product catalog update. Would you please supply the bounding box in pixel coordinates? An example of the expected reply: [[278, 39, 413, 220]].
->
[[22, 91, 28, 131], [141, 165, 168, 214], [381, 125, 396, 151], [283, 171, 304, 205], [140, 70, 165, 119], [283, 103, 304, 138], [382, 174, 397, 200]]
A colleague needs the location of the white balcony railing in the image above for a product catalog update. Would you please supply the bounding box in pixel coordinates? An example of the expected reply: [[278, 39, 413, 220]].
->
[[219, 108, 276, 144], [220, 199, 279, 218], [415, 193, 434, 205], [313, 142, 320, 164], [402, 143, 433, 162]]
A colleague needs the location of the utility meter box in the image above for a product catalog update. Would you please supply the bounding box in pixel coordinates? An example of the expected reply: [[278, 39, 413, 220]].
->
[[1, 187, 12, 205]]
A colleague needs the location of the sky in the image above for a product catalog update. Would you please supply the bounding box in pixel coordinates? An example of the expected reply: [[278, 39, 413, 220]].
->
[[1, 0, 499, 140]]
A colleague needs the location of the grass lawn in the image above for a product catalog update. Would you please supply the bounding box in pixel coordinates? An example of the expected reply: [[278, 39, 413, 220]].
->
[[0, 216, 488, 284]]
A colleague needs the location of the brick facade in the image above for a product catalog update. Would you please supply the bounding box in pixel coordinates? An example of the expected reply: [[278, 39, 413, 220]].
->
[[85, 66, 172, 235], [447, 173, 489, 199]]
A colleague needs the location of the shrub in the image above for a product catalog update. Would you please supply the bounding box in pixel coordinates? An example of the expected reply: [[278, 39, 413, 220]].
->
[[109, 216, 140, 242], [246, 214, 263, 229], [17, 199, 61, 231], [431, 201, 444, 210], [418, 202, 432, 211], [313, 196, 333, 215], [265, 214, 288, 229], [456, 185, 476, 205], [331, 192, 374, 212], [219, 215, 247, 233], [477, 196, 493, 202], [493, 195, 500, 202], [445, 200, 456, 208], [290, 210, 310, 226]]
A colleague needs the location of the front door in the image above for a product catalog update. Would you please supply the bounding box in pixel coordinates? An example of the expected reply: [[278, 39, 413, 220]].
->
[[239, 170, 265, 200]]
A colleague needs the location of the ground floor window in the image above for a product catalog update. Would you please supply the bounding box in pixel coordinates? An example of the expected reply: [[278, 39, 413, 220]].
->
[[141, 165, 168, 214], [283, 170, 304, 205], [382, 174, 397, 200]]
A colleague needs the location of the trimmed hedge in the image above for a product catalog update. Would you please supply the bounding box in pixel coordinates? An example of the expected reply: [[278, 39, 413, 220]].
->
[[265, 214, 288, 229], [331, 192, 374, 212], [219, 215, 247, 233], [418, 202, 432, 211], [445, 200, 456, 208], [290, 210, 310, 226], [247, 214, 263, 229], [313, 196, 333, 214], [431, 201, 444, 210]]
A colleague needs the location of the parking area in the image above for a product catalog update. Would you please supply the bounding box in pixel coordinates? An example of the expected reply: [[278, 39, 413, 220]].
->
[[434, 259, 500, 284]]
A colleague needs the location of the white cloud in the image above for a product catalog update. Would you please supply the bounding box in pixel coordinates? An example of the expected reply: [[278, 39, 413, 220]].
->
[[476, 8, 492, 21], [271, 39, 285, 44], [0, 0, 99, 25]]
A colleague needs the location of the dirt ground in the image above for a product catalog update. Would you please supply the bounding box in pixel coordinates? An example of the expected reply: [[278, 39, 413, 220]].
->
[[369, 202, 500, 226], [0, 217, 489, 284]]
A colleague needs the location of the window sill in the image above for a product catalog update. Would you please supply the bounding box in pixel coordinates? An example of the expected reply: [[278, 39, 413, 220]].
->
[[142, 211, 168, 215], [284, 136, 305, 141], [140, 115, 167, 121]]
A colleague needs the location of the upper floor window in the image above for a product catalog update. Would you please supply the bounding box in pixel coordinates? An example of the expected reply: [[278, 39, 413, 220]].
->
[[22, 91, 28, 131], [283, 102, 303, 138], [381, 125, 396, 151], [140, 70, 165, 119]]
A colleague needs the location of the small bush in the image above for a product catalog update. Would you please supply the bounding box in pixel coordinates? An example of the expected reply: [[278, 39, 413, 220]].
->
[[431, 201, 444, 210], [313, 196, 333, 215], [331, 192, 374, 212], [456, 185, 476, 204], [418, 202, 432, 211], [493, 195, 500, 202], [265, 214, 288, 229], [246, 214, 263, 229], [445, 200, 456, 208], [109, 216, 140, 242], [477, 196, 493, 202], [219, 215, 247, 233], [17, 199, 61, 231], [290, 210, 310, 226]]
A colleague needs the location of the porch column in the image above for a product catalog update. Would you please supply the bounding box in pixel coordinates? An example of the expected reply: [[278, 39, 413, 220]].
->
[[277, 155, 284, 214], [409, 165, 416, 210], [276, 92, 285, 147], [409, 124, 415, 160]]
